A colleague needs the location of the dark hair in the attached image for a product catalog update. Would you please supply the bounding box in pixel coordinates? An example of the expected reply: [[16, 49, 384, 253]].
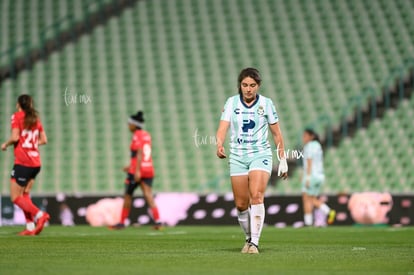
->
[[238, 67, 262, 94], [130, 111, 145, 129], [304, 128, 320, 143], [17, 94, 38, 129]]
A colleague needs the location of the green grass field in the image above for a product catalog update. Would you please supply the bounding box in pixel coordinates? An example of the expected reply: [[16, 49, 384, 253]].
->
[[0, 225, 413, 275]]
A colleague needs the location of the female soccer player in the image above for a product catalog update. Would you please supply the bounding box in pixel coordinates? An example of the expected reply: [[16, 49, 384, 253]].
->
[[301, 128, 336, 226], [1, 94, 49, 236], [110, 111, 162, 230], [216, 68, 288, 254]]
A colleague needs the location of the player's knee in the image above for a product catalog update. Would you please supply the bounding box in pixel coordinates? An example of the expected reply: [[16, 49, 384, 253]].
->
[[10, 194, 19, 202], [10, 190, 23, 202], [142, 188, 152, 199], [250, 192, 264, 204], [143, 193, 154, 205], [124, 194, 133, 204], [235, 201, 249, 211]]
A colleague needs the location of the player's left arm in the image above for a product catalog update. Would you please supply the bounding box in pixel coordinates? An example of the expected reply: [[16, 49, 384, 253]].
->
[[1, 128, 20, 151], [134, 148, 143, 182], [38, 130, 48, 146], [269, 122, 288, 179], [37, 122, 47, 146]]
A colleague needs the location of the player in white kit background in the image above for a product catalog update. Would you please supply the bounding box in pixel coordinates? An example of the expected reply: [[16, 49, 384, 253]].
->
[[301, 128, 336, 226], [216, 68, 288, 254]]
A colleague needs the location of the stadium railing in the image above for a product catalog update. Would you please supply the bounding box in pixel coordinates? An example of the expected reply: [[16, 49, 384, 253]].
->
[[303, 57, 414, 148], [0, 0, 110, 80]]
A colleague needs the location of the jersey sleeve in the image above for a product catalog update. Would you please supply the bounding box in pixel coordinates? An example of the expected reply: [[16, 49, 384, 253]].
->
[[38, 119, 44, 132], [303, 144, 310, 160], [304, 142, 318, 159], [220, 98, 232, 122], [267, 99, 279, 124], [131, 134, 143, 151], [10, 113, 20, 129]]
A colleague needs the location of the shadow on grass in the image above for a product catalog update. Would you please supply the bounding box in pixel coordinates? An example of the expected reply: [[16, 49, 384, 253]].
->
[[218, 247, 277, 254]]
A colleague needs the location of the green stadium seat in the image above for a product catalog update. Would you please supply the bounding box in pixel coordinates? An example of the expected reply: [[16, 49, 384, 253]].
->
[[1, 0, 413, 194]]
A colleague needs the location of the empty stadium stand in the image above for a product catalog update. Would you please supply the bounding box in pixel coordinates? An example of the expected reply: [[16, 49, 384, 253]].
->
[[286, 95, 414, 194], [0, 0, 413, 194]]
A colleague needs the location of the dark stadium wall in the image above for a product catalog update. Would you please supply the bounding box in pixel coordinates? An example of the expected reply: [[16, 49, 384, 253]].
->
[[1, 195, 412, 227]]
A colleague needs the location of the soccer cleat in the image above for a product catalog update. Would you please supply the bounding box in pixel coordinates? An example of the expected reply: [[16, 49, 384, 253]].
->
[[241, 243, 250, 254], [34, 212, 50, 235], [153, 222, 164, 231], [327, 210, 336, 225], [18, 229, 35, 236], [241, 238, 251, 254], [247, 243, 259, 254], [108, 223, 125, 230]]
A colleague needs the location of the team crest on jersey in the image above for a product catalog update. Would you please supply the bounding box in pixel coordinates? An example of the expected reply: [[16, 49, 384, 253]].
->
[[257, 106, 265, 116]]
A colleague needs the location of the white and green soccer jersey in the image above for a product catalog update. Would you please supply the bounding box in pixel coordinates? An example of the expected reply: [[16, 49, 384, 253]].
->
[[220, 94, 279, 157], [303, 140, 325, 179]]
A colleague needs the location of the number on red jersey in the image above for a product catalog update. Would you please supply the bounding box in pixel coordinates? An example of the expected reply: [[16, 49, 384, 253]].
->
[[21, 129, 40, 149], [143, 143, 152, 161]]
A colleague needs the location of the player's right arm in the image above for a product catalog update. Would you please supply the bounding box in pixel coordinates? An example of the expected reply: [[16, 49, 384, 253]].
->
[[216, 98, 232, 159], [1, 128, 20, 151], [305, 158, 312, 188], [216, 120, 229, 158]]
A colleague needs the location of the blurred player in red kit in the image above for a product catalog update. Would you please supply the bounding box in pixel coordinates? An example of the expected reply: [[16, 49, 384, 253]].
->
[[1, 94, 50, 235], [109, 111, 162, 229]]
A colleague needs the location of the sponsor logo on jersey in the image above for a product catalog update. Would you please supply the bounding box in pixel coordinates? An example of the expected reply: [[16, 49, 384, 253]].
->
[[236, 138, 259, 144], [241, 119, 256, 132], [234, 108, 256, 115]]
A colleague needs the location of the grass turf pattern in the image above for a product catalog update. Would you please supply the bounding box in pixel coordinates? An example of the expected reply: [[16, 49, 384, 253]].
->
[[0, 226, 413, 274]]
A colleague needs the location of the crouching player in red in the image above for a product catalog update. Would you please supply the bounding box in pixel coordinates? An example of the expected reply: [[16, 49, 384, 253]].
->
[[1, 95, 50, 236], [109, 111, 162, 230]]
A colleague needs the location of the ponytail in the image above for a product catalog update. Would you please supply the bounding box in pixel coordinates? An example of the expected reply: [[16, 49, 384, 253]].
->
[[17, 94, 38, 129], [304, 128, 320, 143]]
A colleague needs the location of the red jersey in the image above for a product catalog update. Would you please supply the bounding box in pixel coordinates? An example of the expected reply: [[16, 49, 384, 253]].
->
[[128, 129, 155, 178], [11, 111, 43, 167]]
